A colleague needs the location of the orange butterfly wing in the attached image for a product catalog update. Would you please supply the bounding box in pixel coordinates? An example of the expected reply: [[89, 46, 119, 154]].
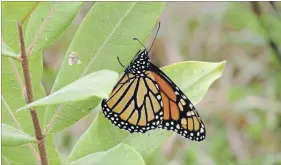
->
[[149, 64, 206, 141], [101, 71, 164, 133]]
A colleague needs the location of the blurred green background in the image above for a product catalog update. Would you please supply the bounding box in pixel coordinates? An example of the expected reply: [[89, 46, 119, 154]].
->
[[41, 2, 281, 165]]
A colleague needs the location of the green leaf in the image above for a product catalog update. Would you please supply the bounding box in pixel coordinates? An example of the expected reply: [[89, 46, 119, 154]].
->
[[2, 52, 45, 164], [2, 145, 38, 165], [2, 157, 11, 165], [68, 143, 145, 165], [2, 124, 36, 146], [44, 2, 165, 133], [2, 2, 37, 51], [1, 157, 24, 165], [67, 112, 128, 163], [2, 2, 62, 164], [17, 70, 118, 112], [46, 135, 63, 165], [1, 42, 19, 59], [1, 157, 9, 165], [25, 2, 83, 52], [3, 135, 62, 165], [67, 61, 226, 163]]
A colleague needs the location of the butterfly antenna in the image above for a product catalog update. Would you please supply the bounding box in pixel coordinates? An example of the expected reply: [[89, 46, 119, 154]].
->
[[133, 38, 148, 52], [117, 56, 126, 68], [148, 22, 160, 53]]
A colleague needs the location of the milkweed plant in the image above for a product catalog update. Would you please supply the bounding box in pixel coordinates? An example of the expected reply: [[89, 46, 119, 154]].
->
[[2, 2, 225, 165]]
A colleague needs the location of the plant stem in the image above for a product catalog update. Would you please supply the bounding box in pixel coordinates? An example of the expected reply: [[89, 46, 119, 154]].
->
[[250, 2, 281, 64], [17, 21, 49, 165]]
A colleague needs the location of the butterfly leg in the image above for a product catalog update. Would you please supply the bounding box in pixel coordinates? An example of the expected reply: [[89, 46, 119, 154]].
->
[[116, 56, 132, 84]]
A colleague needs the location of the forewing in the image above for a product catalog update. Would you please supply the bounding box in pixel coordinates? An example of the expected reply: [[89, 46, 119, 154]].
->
[[101, 71, 163, 133]]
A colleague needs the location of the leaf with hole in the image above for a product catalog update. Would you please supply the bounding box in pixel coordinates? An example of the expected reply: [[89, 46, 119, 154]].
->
[[44, 1, 166, 133]]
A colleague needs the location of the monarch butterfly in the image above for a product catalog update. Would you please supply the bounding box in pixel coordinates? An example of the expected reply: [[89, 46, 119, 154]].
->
[[101, 23, 206, 141]]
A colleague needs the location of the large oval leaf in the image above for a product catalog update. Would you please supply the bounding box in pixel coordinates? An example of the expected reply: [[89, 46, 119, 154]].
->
[[2, 2, 37, 51], [44, 2, 165, 133], [68, 144, 145, 165], [16, 70, 118, 112], [25, 2, 83, 52], [2, 124, 36, 146], [67, 61, 226, 163]]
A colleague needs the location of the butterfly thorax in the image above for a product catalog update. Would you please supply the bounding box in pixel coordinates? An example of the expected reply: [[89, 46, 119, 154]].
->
[[125, 49, 150, 77]]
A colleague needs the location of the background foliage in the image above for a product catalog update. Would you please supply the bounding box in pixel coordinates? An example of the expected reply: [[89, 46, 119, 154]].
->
[[2, 1, 281, 165]]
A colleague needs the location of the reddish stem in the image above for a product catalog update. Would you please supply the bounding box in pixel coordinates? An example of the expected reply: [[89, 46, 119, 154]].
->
[[17, 21, 49, 165]]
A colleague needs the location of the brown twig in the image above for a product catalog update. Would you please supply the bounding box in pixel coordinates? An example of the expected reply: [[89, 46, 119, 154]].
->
[[17, 21, 49, 165]]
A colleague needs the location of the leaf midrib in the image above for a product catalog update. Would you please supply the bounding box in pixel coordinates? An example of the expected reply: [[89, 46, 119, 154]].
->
[[81, 2, 137, 76]]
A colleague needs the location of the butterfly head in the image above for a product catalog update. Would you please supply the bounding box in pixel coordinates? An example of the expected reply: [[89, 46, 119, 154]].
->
[[126, 49, 150, 75]]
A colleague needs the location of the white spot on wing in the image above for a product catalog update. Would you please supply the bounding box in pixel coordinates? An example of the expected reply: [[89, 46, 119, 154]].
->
[[157, 95, 161, 100], [180, 99, 186, 105], [155, 84, 159, 89]]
